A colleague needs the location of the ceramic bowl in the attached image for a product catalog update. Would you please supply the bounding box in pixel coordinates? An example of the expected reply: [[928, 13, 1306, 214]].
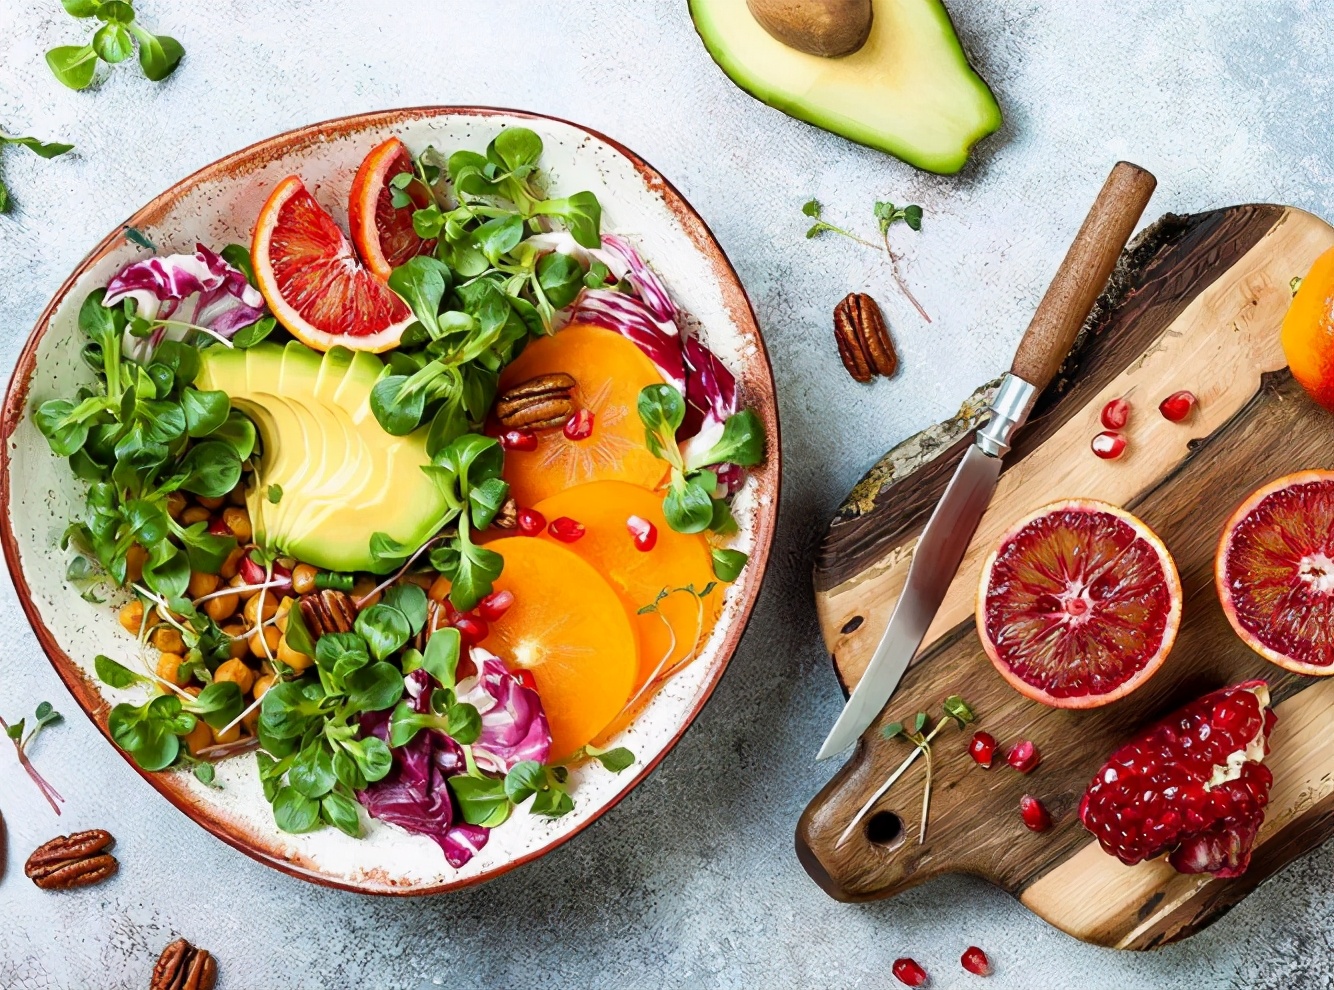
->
[[0, 107, 779, 894]]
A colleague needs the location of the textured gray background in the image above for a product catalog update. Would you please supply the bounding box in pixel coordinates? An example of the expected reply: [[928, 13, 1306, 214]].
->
[[2, 2, 1334, 988]]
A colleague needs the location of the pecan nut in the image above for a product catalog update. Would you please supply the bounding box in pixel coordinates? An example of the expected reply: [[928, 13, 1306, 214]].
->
[[495, 373, 577, 429], [25, 829, 118, 890], [151, 938, 217, 990], [833, 292, 897, 383], [297, 589, 358, 637], [492, 495, 518, 530]]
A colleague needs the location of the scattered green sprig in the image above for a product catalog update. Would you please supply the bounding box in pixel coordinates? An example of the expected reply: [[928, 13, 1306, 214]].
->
[[47, 0, 183, 91], [0, 130, 73, 213], [1, 702, 65, 813], [801, 198, 931, 322]]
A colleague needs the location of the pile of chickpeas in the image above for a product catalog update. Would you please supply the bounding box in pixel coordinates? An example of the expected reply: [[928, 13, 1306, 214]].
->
[[114, 482, 386, 759]]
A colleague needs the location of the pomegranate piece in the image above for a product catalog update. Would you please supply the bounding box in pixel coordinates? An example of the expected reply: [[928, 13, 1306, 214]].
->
[[548, 516, 586, 543], [960, 946, 991, 977], [1019, 794, 1051, 831], [516, 507, 546, 537], [891, 958, 928, 987], [477, 589, 514, 623], [239, 552, 292, 592], [1006, 739, 1041, 774], [968, 731, 996, 768], [500, 428, 538, 452], [1090, 430, 1126, 459], [1158, 389, 1197, 422], [208, 516, 232, 536], [1100, 396, 1130, 430], [452, 613, 489, 646], [626, 514, 658, 552], [563, 408, 594, 441], [1079, 680, 1276, 877]]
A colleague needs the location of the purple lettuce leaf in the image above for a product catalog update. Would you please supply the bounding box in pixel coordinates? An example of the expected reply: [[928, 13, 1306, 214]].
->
[[457, 648, 552, 775], [103, 242, 265, 336]]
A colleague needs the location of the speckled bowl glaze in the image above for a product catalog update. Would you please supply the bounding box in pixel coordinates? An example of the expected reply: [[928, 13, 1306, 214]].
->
[[0, 108, 779, 894]]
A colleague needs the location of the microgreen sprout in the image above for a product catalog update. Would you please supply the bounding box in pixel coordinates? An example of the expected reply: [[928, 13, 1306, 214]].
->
[[47, 0, 184, 91], [800, 198, 931, 322], [837, 695, 975, 848], [1, 702, 65, 813], [802, 200, 879, 249], [0, 131, 73, 213], [623, 582, 717, 715]]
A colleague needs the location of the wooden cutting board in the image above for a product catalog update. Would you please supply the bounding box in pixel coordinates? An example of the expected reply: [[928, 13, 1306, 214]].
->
[[797, 204, 1334, 950]]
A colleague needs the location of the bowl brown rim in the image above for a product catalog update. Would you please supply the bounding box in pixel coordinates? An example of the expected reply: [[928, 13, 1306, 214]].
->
[[0, 106, 781, 895]]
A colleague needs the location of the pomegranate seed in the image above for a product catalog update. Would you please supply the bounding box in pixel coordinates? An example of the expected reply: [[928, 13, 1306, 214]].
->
[[514, 668, 538, 692], [548, 516, 586, 542], [892, 958, 928, 987], [563, 409, 594, 440], [1091, 431, 1126, 459], [1100, 396, 1130, 430], [1006, 739, 1041, 774], [207, 516, 232, 536], [500, 428, 538, 452], [968, 731, 996, 768], [1019, 794, 1051, 831], [1159, 389, 1197, 422], [477, 589, 514, 622], [453, 613, 489, 646], [960, 946, 991, 976], [516, 508, 546, 536], [626, 514, 658, 552]]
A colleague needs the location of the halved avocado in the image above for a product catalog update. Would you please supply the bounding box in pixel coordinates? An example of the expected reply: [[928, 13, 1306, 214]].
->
[[197, 342, 449, 573], [690, 0, 1001, 174]]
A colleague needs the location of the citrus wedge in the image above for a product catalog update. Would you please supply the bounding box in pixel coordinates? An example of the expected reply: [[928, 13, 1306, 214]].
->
[[251, 175, 413, 353], [348, 136, 435, 282]]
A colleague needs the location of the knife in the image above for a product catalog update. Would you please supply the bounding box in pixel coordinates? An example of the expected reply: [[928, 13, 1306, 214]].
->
[[817, 162, 1157, 761]]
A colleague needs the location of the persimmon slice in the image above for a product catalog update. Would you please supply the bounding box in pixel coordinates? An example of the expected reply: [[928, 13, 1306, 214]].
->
[[497, 322, 668, 507], [479, 537, 637, 760], [532, 481, 721, 695]]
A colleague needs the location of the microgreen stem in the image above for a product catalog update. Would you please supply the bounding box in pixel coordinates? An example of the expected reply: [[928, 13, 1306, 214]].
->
[[192, 581, 283, 605], [0, 713, 65, 814], [357, 535, 444, 607], [145, 318, 237, 348], [216, 692, 263, 739], [880, 230, 932, 324], [257, 561, 275, 663]]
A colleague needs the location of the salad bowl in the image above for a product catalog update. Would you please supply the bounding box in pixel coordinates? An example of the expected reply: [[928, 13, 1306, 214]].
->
[[0, 107, 779, 894]]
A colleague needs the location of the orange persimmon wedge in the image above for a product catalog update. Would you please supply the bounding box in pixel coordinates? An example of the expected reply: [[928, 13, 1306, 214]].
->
[[497, 322, 668, 507], [479, 537, 638, 760], [531, 481, 721, 696]]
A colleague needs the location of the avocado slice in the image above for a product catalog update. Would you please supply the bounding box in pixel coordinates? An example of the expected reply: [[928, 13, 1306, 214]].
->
[[196, 342, 450, 573], [690, 0, 1001, 174]]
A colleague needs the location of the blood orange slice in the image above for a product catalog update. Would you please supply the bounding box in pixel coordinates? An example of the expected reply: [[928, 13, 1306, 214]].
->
[[1216, 470, 1334, 675], [348, 136, 435, 282], [976, 499, 1182, 708], [251, 176, 413, 353]]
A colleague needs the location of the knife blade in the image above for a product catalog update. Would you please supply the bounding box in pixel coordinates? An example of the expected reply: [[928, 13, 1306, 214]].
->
[[815, 161, 1157, 761]]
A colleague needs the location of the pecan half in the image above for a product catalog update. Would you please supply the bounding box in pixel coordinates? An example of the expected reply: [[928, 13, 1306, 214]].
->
[[298, 589, 358, 637], [495, 373, 576, 429], [492, 495, 518, 530], [25, 829, 118, 890], [833, 292, 897, 383], [151, 938, 217, 990]]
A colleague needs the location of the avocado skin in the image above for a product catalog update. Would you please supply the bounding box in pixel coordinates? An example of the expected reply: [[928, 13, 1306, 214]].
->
[[690, 0, 1002, 175]]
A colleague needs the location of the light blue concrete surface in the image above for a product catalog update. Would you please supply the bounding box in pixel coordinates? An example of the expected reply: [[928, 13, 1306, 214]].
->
[[2, 2, 1334, 987]]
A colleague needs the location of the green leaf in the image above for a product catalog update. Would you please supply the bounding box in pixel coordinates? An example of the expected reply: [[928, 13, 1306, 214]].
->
[[141, 540, 189, 599], [193, 761, 217, 788], [637, 384, 686, 457], [531, 785, 574, 818], [34, 399, 93, 456], [344, 662, 405, 713], [489, 127, 543, 173], [942, 695, 976, 726], [321, 789, 362, 837], [181, 388, 230, 437], [504, 760, 546, 803], [710, 548, 748, 582], [178, 440, 242, 497], [47, 45, 99, 90], [589, 746, 634, 773], [283, 598, 317, 658], [663, 476, 713, 534], [61, 0, 102, 17], [448, 537, 503, 612], [267, 484, 283, 504], [535, 251, 585, 311], [0, 133, 74, 160], [709, 498, 739, 537], [220, 243, 255, 286], [902, 204, 924, 231], [911, 712, 928, 734], [212, 411, 256, 460], [370, 375, 426, 435], [231, 316, 274, 349], [469, 476, 510, 530], [421, 626, 461, 689], [472, 214, 524, 264], [387, 256, 450, 337], [450, 774, 510, 827], [341, 734, 392, 783], [128, 25, 184, 82], [123, 226, 156, 251], [802, 199, 821, 218], [354, 604, 412, 662], [191, 681, 243, 730], [382, 583, 429, 636], [684, 409, 765, 471], [259, 680, 325, 740], [535, 191, 602, 248], [272, 786, 322, 833], [882, 722, 904, 740], [34, 701, 62, 727], [92, 22, 133, 63], [446, 700, 481, 745], [95, 1, 134, 22], [315, 632, 369, 684], [289, 740, 336, 799]]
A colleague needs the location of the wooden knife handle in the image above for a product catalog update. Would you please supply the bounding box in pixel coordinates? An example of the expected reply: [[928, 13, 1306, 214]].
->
[[1009, 162, 1156, 391]]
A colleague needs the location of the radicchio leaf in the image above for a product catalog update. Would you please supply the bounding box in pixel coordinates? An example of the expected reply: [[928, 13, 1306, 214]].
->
[[104, 242, 266, 337], [456, 648, 552, 774]]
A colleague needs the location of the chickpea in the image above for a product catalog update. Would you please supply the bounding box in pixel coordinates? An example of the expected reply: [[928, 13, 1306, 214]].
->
[[248, 625, 281, 658], [219, 546, 245, 580], [428, 574, 451, 604], [184, 721, 213, 756], [118, 600, 146, 634], [229, 572, 262, 601], [188, 571, 220, 599], [352, 576, 381, 608], [291, 563, 318, 595], [276, 635, 313, 672], [227, 484, 248, 507], [406, 572, 434, 589], [274, 596, 294, 633], [241, 708, 260, 735], [243, 593, 278, 627], [214, 657, 256, 694], [181, 506, 211, 525], [166, 491, 188, 519], [151, 626, 186, 654], [155, 652, 187, 687], [204, 592, 239, 623], [221, 507, 252, 542], [277, 557, 297, 570], [211, 722, 241, 745], [197, 495, 225, 510], [221, 622, 249, 660], [252, 673, 277, 701], [125, 544, 148, 583]]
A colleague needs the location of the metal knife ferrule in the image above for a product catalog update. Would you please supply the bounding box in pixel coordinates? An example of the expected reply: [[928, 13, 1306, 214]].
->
[[975, 373, 1039, 457]]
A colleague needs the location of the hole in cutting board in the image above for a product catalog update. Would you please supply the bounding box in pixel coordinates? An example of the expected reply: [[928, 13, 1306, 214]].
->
[[864, 810, 904, 850]]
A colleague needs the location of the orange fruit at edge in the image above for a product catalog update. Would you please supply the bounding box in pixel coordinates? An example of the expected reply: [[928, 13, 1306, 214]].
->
[[532, 481, 722, 696], [348, 137, 436, 283], [251, 175, 413, 353], [976, 499, 1182, 709], [1282, 244, 1334, 412], [497, 322, 669, 507], [479, 536, 638, 760]]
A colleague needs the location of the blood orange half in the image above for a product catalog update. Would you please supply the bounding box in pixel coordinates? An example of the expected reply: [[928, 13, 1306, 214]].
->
[[1216, 470, 1334, 675], [251, 176, 413, 353], [976, 499, 1182, 709], [348, 136, 435, 282]]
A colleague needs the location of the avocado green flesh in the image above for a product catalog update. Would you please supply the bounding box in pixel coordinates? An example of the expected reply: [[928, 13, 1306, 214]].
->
[[690, 0, 1001, 174], [196, 342, 449, 573]]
